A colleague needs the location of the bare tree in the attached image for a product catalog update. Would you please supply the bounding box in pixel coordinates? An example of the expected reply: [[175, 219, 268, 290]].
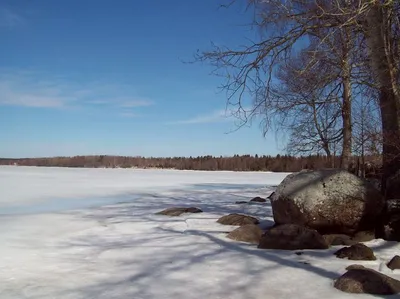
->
[[195, 0, 400, 196], [352, 88, 382, 177], [270, 49, 343, 164]]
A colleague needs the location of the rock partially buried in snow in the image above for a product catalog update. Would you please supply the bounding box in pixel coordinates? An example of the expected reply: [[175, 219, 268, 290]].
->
[[156, 207, 203, 216], [227, 224, 263, 244], [270, 169, 384, 234], [334, 265, 400, 295], [352, 230, 376, 242], [250, 196, 266, 203], [217, 214, 259, 226], [258, 224, 329, 250], [323, 234, 354, 246], [334, 243, 376, 260], [323, 231, 375, 246], [387, 256, 400, 270]]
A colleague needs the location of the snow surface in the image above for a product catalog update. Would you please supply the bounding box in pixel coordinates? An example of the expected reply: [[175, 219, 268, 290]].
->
[[0, 166, 399, 299]]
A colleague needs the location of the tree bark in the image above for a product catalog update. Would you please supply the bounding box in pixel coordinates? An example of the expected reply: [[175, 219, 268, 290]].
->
[[364, 3, 400, 198], [340, 28, 352, 170], [341, 73, 352, 170]]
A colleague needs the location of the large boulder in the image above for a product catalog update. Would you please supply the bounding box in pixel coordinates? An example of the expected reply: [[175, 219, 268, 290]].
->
[[270, 169, 384, 234], [334, 265, 400, 295], [258, 224, 329, 250], [227, 224, 263, 244]]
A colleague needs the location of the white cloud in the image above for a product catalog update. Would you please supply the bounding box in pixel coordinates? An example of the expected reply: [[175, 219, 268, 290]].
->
[[0, 81, 73, 108], [0, 7, 24, 28], [89, 98, 154, 108], [0, 70, 155, 113], [119, 99, 154, 107], [120, 111, 140, 118], [167, 109, 234, 125]]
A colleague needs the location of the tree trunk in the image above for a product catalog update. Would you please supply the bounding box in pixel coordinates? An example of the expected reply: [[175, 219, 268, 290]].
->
[[341, 79, 352, 170], [365, 3, 400, 198], [340, 38, 352, 170]]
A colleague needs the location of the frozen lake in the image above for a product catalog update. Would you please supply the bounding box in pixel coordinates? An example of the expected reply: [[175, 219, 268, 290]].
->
[[0, 166, 285, 214], [0, 166, 399, 299]]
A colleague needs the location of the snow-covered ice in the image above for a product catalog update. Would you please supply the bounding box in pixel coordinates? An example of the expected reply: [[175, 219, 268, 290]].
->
[[0, 166, 399, 299]]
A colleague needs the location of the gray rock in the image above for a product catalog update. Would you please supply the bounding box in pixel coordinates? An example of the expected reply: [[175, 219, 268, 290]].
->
[[353, 230, 376, 242], [217, 214, 259, 226], [258, 224, 329, 250], [156, 207, 203, 216], [270, 169, 384, 234], [387, 256, 400, 270], [346, 264, 366, 270], [235, 201, 248, 204], [250, 196, 266, 203], [323, 234, 354, 246], [334, 265, 400, 295], [227, 224, 263, 244], [334, 243, 376, 260], [324, 231, 376, 246]]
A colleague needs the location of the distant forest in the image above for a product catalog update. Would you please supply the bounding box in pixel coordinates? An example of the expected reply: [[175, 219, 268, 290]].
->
[[0, 154, 381, 174]]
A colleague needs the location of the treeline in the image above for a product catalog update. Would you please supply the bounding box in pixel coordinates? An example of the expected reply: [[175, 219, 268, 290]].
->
[[0, 154, 381, 174]]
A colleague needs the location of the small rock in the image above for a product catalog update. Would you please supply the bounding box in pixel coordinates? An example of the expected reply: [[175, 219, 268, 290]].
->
[[217, 214, 259, 226], [250, 197, 266, 203], [346, 264, 366, 270], [387, 256, 400, 270], [235, 201, 248, 204], [324, 231, 375, 246], [324, 234, 354, 246], [352, 231, 375, 242], [334, 266, 400, 295], [258, 224, 329, 250], [156, 207, 203, 216], [334, 243, 376, 260], [227, 224, 262, 244]]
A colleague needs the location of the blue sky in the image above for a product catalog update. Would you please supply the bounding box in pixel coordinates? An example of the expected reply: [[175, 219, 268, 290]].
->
[[0, 0, 282, 158]]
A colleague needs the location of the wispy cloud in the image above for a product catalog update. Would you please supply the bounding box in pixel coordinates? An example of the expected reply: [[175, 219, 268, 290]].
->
[[120, 111, 140, 118], [0, 79, 74, 108], [0, 7, 25, 28], [89, 98, 154, 108], [0, 70, 155, 115], [119, 99, 154, 107], [167, 109, 234, 125]]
